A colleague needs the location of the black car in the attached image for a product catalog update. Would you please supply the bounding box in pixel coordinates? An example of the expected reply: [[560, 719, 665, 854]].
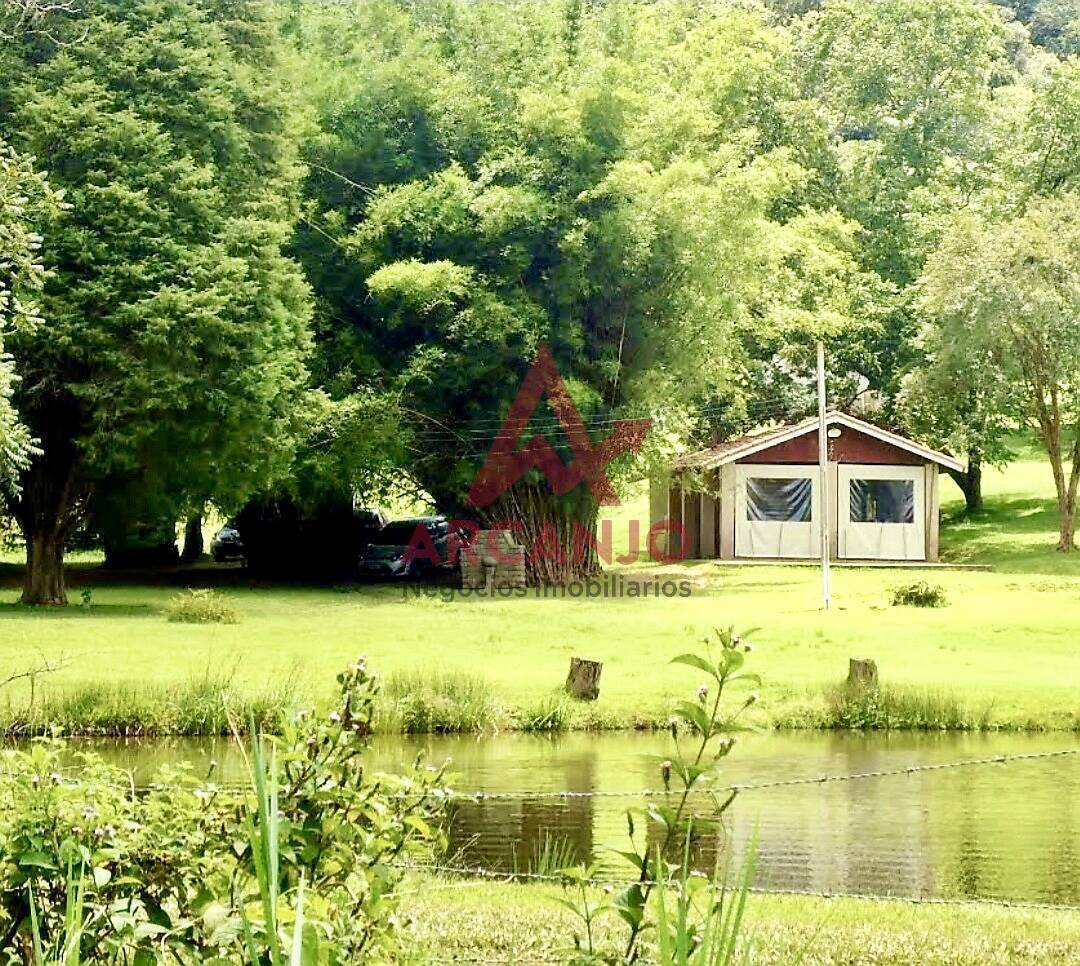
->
[[211, 521, 245, 562], [358, 517, 454, 579]]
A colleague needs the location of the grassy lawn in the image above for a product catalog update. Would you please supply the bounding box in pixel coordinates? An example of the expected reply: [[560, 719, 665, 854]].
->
[[0, 451, 1077, 732], [402, 879, 1080, 964]]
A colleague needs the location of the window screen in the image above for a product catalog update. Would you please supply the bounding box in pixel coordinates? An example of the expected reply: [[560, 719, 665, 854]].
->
[[746, 477, 812, 522], [849, 479, 915, 524]]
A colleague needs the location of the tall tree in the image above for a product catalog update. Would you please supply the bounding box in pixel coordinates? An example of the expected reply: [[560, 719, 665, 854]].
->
[[292, 0, 860, 580], [0, 0, 312, 603], [918, 195, 1080, 550], [898, 53, 1080, 509], [796, 0, 1009, 419]]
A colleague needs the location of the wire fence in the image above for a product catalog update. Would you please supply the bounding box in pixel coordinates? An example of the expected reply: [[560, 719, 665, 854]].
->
[[394, 747, 1080, 962], [392, 860, 1080, 914], [433, 746, 1079, 802], [6, 739, 1079, 963]]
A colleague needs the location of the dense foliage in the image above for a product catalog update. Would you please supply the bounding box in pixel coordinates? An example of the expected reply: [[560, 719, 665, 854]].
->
[[0, 0, 312, 602], [287, 0, 887, 577], [0, 660, 448, 963], [0, 141, 59, 490], [1, 0, 1079, 596]]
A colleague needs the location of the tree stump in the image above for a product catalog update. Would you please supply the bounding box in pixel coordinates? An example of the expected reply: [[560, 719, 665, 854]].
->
[[847, 658, 878, 688], [565, 657, 602, 701]]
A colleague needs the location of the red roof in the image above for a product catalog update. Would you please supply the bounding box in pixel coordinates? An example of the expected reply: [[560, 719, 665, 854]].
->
[[672, 411, 963, 473]]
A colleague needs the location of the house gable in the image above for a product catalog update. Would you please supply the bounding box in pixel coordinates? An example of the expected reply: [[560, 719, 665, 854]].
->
[[740, 425, 925, 466], [674, 412, 963, 474]]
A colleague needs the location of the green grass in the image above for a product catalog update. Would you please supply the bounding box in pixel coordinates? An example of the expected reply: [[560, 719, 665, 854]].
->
[[0, 456, 1077, 733], [400, 879, 1080, 964]]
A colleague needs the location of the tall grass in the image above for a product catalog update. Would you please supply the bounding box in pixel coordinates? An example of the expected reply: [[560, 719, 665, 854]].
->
[[821, 682, 994, 731], [0, 669, 303, 737], [377, 669, 500, 734], [516, 692, 571, 732], [526, 834, 578, 877]]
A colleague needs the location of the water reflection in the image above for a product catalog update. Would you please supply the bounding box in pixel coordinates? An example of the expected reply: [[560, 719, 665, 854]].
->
[[46, 730, 1080, 904]]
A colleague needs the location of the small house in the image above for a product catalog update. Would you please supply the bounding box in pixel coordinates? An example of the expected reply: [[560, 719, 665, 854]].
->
[[651, 412, 962, 563]]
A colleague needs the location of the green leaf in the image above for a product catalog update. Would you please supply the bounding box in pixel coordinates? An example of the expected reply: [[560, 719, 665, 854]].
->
[[613, 884, 646, 930], [670, 653, 718, 679], [18, 852, 57, 870], [674, 700, 710, 735]]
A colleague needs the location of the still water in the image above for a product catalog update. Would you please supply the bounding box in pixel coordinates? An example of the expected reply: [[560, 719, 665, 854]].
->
[[65, 730, 1080, 904]]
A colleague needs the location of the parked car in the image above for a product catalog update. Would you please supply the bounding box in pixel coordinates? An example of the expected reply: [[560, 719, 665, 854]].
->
[[354, 507, 389, 552], [358, 516, 454, 579], [211, 521, 245, 563]]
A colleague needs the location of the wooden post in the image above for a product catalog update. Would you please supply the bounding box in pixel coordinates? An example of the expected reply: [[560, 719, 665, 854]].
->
[[565, 657, 602, 701], [847, 658, 878, 688]]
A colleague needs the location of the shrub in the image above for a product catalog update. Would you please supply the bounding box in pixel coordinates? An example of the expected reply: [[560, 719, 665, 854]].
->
[[165, 588, 241, 623], [0, 659, 449, 962], [890, 580, 947, 608]]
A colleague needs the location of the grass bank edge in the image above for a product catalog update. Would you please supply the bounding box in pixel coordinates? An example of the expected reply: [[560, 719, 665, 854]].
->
[[2, 669, 1077, 737]]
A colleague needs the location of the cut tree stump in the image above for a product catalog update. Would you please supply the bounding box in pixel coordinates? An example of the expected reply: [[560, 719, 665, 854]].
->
[[847, 658, 879, 687], [565, 657, 602, 701]]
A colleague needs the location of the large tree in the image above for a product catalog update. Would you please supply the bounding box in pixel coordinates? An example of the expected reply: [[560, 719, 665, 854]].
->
[[898, 54, 1080, 509], [0, 0, 312, 603], [795, 0, 1010, 429], [291, 0, 870, 580], [918, 195, 1080, 550]]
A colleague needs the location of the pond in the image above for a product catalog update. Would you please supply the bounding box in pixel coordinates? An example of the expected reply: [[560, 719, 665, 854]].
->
[[55, 730, 1080, 905]]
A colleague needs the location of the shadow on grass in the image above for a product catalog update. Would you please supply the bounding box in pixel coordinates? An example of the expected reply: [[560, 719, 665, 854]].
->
[[941, 494, 1080, 575]]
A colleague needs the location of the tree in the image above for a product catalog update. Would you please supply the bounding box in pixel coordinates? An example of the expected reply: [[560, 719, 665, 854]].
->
[[0, 141, 59, 491], [0, 0, 312, 603], [896, 334, 1014, 512], [899, 54, 1080, 508], [292, 0, 852, 580], [918, 195, 1080, 549], [795, 0, 1010, 405]]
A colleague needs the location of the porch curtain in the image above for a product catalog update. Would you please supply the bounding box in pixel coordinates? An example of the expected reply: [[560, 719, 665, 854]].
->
[[849, 479, 915, 524], [746, 477, 812, 522]]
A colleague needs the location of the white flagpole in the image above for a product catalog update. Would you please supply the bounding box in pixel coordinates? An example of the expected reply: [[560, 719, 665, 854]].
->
[[817, 341, 831, 611]]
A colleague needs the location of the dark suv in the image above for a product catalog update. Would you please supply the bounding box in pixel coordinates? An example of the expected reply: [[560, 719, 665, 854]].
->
[[211, 521, 245, 563], [358, 517, 454, 579]]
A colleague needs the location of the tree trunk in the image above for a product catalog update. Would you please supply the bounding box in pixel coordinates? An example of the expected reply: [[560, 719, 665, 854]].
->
[[947, 454, 982, 513], [565, 657, 602, 700], [479, 484, 600, 584], [181, 514, 204, 563], [22, 528, 67, 605], [1040, 414, 1079, 553], [9, 418, 85, 606], [1060, 505, 1076, 553], [1059, 437, 1078, 552]]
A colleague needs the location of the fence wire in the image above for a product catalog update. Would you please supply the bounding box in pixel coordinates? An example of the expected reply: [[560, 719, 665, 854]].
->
[[393, 860, 1080, 914], [438, 746, 1079, 802], [8, 744, 1077, 800]]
